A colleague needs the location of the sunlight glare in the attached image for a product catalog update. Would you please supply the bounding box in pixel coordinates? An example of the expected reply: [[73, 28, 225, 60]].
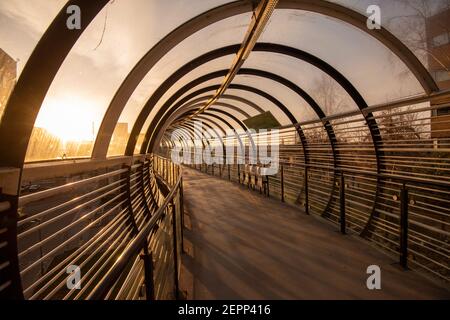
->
[[34, 97, 98, 143]]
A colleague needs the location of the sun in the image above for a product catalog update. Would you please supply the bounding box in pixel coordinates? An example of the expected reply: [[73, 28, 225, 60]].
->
[[34, 96, 98, 143]]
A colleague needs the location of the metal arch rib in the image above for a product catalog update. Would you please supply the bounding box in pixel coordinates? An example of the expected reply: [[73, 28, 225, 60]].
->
[[0, 0, 435, 168]]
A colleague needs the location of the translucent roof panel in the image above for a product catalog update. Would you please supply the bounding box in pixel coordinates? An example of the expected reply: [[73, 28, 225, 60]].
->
[[20, 0, 235, 161], [243, 52, 358, 116], [215, 97, 263, 117], [159, 69, 319, 125], [258, 9, 425, 106], [0, 0, 66, 76], [118, 55, 234, 132], [233, 74, 318, 123], [327, 0, 450, 91], [0, 0, 66, 124], [170, 80, 294, 126], [108, 13, 251, 156]]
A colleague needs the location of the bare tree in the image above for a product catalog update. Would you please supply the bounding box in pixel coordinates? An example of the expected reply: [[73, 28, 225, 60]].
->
[[388, 0, 450, 72]]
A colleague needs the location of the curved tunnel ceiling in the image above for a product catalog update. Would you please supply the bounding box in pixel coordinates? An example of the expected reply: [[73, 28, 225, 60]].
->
[[0, 0, 446, 167]]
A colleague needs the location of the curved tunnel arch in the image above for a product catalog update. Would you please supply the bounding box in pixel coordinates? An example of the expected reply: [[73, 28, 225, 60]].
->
[[167, 94, 265, 117], [143, 43, 382, 156], [129, 42, 382, 182], [178, 121, 228, 166], [175, 101, 253, 120], [2, 1, 450, 299], [0, 0, 438, 170], [110, 0, 438, 160], [144, 81, 297, 153], [144, 45, 382, 223]]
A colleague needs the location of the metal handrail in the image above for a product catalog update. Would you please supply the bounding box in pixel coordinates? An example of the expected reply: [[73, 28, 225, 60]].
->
[[275, 161, 450, 189], [88, 173, 182, 300], [19, 168, 128, 206]]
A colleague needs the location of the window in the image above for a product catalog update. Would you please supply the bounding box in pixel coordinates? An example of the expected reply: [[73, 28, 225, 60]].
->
[[435, 70, 450, 82], [432, 32, 450, 47]]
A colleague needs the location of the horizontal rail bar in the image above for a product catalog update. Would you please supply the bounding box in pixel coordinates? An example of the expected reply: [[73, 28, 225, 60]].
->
[[88, 173, 182, 300], [19, 168, 128, 206]]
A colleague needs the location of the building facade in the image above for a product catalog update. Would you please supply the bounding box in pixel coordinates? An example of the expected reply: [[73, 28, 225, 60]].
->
[[0, 48, 17, 122], [426, 6, 450, 141]]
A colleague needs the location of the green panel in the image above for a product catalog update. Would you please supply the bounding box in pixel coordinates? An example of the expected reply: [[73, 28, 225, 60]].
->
[[243, 111, 281, 130]]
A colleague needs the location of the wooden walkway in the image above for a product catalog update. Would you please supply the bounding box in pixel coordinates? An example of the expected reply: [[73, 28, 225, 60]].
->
[[179, 168, 449, 299]]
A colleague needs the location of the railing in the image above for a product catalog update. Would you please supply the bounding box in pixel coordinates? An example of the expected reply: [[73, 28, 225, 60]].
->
[[163, 92, 450, 284], [181, 137, 450, 284], [89, 168, 183, 300], [1, 153, 183, 300]]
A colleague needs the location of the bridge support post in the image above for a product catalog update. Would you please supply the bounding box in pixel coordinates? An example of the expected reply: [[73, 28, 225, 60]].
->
[[340, 172, 346, 235], [123, 164, 139, 234], [400, 183, 409, 269], [0, 192, 23, 299], [281, 165, 285, 202], [140, 252, 155, 300], [170, 201, 180, 299], [304, 166, 309, 215], [139, 161, 152, 219], [146, 158, 158, 208], [180, 178, 185, 252]]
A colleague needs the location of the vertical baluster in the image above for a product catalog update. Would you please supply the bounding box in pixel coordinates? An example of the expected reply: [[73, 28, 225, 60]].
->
[[281, 165, 285, 202], [400, 183, 409, 269], [340, 172, 346, 235], [170, 201, 180, 299], [304, 166, 309, 215]]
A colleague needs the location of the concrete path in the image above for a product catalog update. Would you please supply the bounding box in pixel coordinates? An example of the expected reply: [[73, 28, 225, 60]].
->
[[180, 168, 450, 299]]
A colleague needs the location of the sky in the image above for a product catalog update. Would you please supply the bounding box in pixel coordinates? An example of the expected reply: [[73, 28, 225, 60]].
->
[[0, 0, 446, 143]]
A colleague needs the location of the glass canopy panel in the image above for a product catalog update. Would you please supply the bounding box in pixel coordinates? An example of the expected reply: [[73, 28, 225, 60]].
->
[[326, 0, 450, 91], [21, 0, 234, 162], [109, 13, 251, 156], [233, 74, 319, 123], [258, 9, 425, 106], [167, 96, 244, 131], [113, 57, 234, 157], [215, 97, 262, 117], [243, 52, 359, 117], [172, 80, 295, 126], [118, 55, 234, 132], [160, 68, 318, 124], [0, 0, 66, 123]]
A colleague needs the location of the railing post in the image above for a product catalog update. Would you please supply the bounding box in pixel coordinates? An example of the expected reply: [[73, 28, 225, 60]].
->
[[180, 178, 185, 252], [170, 201, 180, 299], [140, 252, 155, 300], [400, 183, 409, 269], [340, 172, 346, 235], [304, 166, 309, 215], [123, 164, 139, 234], [172, 162, 175, 185], [146, 159, 158, 208], [165, 159, 168, 182], [228, 164, 231, 181], [140, 161, 152, 219], [0, 192, 24, 299], [238, 164, 241, 183], [281, 165, 285, 202]]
